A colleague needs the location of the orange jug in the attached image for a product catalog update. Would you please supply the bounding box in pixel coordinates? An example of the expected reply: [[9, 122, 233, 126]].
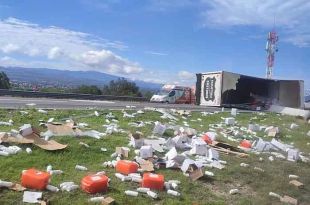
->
[[240, 140, 252, 149], [142, 173, 164, 190], [201, 134, 212, 144], [115, 160, 138, 175], [21, 168, 50, 190], [81, 174, 109, 194]]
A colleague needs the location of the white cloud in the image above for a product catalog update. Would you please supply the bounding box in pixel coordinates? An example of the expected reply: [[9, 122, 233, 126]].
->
[[47, 47, 64, 59], [145, 51, 168, 56], [78, 50, 143, 74], [200, 0, 310, 47], [178, 70, 195, 80], [1, 43, 20, 53], [0, 17, 138, 75]]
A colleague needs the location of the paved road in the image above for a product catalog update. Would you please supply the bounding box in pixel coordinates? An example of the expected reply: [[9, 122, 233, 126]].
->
[[0, 96, 222, 111]]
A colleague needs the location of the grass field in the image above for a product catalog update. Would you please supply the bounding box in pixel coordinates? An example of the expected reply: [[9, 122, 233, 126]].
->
[[0, 108, 309, 205]]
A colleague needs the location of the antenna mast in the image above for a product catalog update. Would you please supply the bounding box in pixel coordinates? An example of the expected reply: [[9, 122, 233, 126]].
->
[[265, 18, 278, 79]]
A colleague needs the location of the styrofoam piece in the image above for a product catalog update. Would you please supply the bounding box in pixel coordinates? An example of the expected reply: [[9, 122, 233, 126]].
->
[[89, 196, 104, 202], [140, 145, 153, 159], [75, 165, 88, 171], [240, 163, 249, 167], [287, 149, 300, 162], [147, 190, 158, 199], [26, 148, 32, 154], [229, 189, 239, 195], [46, 184, 59, 192], [204, 171, 214, 177], [137, 187, 150, 193], [125, 190, 138, 197], [19, 124, 33, 136], [268, 156, 274, 162], [270, 139, 288, 152], [231, 108, 237, 116], [167, 189, 180, 196], [0, 151, 9, 156], [289, 175, 299, 179], [269, 192, 281, 199], [208, 148, 219, 161]]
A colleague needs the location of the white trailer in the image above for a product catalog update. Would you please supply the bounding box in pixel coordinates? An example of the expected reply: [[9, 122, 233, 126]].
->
[[196, 71, 304, 109]]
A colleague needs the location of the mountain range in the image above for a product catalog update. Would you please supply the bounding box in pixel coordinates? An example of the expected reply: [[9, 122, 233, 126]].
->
[[0, 67, 161, 90]]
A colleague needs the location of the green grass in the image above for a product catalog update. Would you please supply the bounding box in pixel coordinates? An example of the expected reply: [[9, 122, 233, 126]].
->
[[0, 108, 309, 205]]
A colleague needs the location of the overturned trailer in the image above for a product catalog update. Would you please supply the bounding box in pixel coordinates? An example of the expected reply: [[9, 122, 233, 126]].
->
[[196, 71, 304, 109]]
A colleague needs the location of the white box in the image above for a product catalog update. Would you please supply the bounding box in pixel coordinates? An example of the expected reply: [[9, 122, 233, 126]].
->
[[225, 117, 235, 125], [140, 145, 153, 159]]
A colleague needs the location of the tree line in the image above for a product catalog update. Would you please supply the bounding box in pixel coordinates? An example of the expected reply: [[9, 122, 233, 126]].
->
[[0, 72, 154, 98]]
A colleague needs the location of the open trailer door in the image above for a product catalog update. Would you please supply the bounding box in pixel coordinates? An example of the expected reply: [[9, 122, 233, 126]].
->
[[196, 72, 222, 106]]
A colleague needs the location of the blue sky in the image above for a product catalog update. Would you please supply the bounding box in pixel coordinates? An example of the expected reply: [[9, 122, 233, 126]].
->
[[0, 0, 309, 88]]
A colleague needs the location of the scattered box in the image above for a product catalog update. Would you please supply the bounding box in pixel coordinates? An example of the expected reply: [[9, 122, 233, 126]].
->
[[280, 195, 298, 205], [289, 180, 304, 188]]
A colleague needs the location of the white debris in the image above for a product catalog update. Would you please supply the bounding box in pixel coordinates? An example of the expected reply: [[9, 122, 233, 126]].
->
[[23, 191, 42, 203], [89, 196, 104, 202], [231, 108, 237, 116], [79, 142, 89, 148], [290, 123, 299, 129], [26, 148, 32, 154], [75, 165, 88, 171], [140, 145, 153, 159], [147, 190, 158, 199], [38, 109, 48, 114], [60, 182, 79, 192], [167, 189, 181, 196], [100, 147, 108, 152], [229, 189, 239, 195], [269, 192, 282, 199], [46, 184, 59, 192], [268, 156, 274, 162], [225, 117, 235, 125], [137, 187, 150, 193], [94, 111, 99, 117], [289, 175, 299, 179], [204, 171, 214, 177], [0, 180, 13, 188], [240, 163, 249, 167], [0, 121, 13, 126], [50, 170, 63, 175], [125, 190, 139, 197]]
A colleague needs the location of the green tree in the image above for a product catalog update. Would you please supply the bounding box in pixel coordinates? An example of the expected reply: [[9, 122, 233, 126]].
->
[[102, 78, 142, 97], [74, 85, 102, 95], [0, 72, 10, 89]]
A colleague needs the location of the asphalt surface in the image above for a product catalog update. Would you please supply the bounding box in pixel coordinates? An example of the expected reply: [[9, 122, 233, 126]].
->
[[0, 96, 222, 111]]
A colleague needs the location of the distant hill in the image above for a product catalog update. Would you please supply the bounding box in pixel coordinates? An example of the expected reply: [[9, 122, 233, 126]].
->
[[0, 67, 161, 90]]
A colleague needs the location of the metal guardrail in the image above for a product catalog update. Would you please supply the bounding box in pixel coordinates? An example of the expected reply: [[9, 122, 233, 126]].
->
[[0, 89, 148, 102]]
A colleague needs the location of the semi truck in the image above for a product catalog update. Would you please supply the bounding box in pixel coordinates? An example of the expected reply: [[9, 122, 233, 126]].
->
[[195, 71, 304, 109], [150, 84, 195, 104]]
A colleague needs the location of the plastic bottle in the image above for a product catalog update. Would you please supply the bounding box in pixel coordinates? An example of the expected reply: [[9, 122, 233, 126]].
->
[[46, 165, 52, 172], [75, 165, 87, 171], [205, 171, 214, 177], [0, 180, 13, 188], [89, 196, 104, 202], [50, 170, 63, 175], [147, 190, 158, 199], [125, 190, 138, 197], [115, 173, 125, 181], [167, 189, 180, 196], [269, 192, 281, 199], [46, 184, 59, 192], [288, 174, 299, 179], [137, 187, 150, 193]]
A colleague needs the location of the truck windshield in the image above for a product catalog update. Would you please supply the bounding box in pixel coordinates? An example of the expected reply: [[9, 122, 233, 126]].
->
[[157, 90, 170, 95]]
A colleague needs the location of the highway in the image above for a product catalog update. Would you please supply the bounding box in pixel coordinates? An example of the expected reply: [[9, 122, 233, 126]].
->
[[0, 96, 222, 111]]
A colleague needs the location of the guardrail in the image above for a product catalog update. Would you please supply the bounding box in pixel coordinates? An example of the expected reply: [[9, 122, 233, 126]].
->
[[0, 89, 148, 102]]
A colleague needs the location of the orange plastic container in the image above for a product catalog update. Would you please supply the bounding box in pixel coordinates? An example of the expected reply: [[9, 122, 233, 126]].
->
[[142, 173, 164, 190], [21, 168, 50, 190], [201, 134, 212, 144], [240, 140, 252, 149], [115, 160, 138, 175], [81, 174, 109, 194]]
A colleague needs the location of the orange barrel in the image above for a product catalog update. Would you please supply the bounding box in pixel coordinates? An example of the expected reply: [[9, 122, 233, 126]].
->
[[142, 173, 164, 190], [21, 168, 50, 190], [240, 140, 252, 149], [81, 174, 109, 194], [115, 160, 139, 175]]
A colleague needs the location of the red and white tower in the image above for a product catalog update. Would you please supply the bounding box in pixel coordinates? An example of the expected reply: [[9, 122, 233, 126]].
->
[[265, 31, 278, 79]]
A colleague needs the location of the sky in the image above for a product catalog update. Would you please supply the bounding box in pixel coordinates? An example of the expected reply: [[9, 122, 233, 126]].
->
[[0, 0, 309, 88]]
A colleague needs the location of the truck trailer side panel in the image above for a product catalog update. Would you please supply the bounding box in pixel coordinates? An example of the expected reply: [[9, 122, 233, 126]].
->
[[196, 72, 222, 106]]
